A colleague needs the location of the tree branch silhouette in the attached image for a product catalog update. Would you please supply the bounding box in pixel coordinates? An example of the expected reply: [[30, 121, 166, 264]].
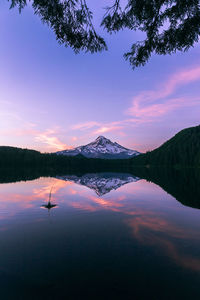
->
[[9, 0, 200, 68]]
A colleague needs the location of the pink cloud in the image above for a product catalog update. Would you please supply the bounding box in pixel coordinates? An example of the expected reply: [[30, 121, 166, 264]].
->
[[129, 97, 200, 119], [71, 121, 100, 130], [0, 123, 71, 152], [66, 65, 200, 153], [127, 66, 200, 120], [71, 66, 200, 138], [71, 119, 127, 138], [35, 129, 71, 151], [93, 125, 124, 135]]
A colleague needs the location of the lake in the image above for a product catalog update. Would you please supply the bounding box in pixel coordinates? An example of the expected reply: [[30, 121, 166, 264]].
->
[[0, 170, 200, 299]]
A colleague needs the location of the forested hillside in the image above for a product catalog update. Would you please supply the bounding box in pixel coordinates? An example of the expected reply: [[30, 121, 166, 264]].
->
[[0, 146, 130, 171], [131, 125, 200, 167], [0, 146, 43, 167]]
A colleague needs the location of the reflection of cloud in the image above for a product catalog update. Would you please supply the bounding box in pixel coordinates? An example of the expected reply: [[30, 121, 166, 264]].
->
[[33, 178, 71, 199], [0, 178, 69, 219], [90, 195, 124, 209], [71, 202, 97, 212], [1, 177, 200, 273], [0, 194, 36, 220], [126, 215, 186, 240], [126, 215, 200, 272], [68, 189, 127, 213], [69, 188, 78, 195], [56, 178, 200, 272]]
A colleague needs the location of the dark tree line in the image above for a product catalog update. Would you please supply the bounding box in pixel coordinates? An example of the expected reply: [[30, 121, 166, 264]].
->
[[0, 146, 132, 171], [8, 0, 200, 68], [1, 157, 200, 210]]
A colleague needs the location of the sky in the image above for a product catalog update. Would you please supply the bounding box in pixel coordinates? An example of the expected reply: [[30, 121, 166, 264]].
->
[[0, 1, 200, 153]]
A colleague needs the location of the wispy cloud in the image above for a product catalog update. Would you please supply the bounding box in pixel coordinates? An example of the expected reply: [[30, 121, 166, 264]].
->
[[70, 67, 200, 135], [93, 125, 124, 135], [0, 121, 71, 151], [71, 121, 100, 131], [71, 120, 126, 137], [69, 65, 200, 152], [127, 66, 200, 121], [35, 129, 71, 151]]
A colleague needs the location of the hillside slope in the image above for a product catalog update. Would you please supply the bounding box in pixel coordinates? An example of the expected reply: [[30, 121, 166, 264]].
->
[[0, 146, 43, 167], [131, 125, 200, 166]]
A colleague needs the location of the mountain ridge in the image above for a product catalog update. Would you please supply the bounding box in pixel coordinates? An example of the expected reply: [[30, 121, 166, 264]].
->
[[56, 136, 140, 159]]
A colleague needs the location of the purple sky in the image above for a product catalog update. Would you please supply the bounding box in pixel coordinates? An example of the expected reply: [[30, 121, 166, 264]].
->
[[0, 1, 200, 153]]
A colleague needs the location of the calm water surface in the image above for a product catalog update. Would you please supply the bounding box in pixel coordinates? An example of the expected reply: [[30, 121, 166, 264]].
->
[[0, 172, 200, 299]]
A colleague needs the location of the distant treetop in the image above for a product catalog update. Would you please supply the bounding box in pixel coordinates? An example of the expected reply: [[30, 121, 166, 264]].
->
[[9, 0, 200, 69]]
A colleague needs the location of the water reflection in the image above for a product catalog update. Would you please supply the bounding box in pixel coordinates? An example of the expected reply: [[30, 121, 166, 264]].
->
[[126, 214, 200, 272], [56, 172, 140, 196], [0, 169, 200, 298], [130, 167, 200, 209]]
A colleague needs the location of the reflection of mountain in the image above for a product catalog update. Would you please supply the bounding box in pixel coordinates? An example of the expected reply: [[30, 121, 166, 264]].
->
[[1, 167, 200, 210], [56, 173, 140, 196]]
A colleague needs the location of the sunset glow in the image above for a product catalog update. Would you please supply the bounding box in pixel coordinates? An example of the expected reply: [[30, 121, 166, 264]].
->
[[0, 1, 200, 152]]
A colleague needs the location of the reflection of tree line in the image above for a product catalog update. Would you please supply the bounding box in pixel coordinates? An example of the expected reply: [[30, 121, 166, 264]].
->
[[1, 167, 200, 210], [130, 167, 200, 210], [0, 167, 51, 184]]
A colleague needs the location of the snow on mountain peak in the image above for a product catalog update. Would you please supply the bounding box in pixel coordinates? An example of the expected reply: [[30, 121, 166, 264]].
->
[[92, 136, 111, 145], [96, 135, 106, 141], [56, 136, 141, 159]]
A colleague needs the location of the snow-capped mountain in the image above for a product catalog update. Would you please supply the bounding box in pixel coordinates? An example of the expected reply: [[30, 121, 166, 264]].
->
[[56, 136, 140, 159], [56, 173, 140, 196]]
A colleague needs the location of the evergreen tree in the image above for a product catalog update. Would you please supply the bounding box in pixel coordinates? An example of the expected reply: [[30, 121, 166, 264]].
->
[[8, 0, 200, 68]]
